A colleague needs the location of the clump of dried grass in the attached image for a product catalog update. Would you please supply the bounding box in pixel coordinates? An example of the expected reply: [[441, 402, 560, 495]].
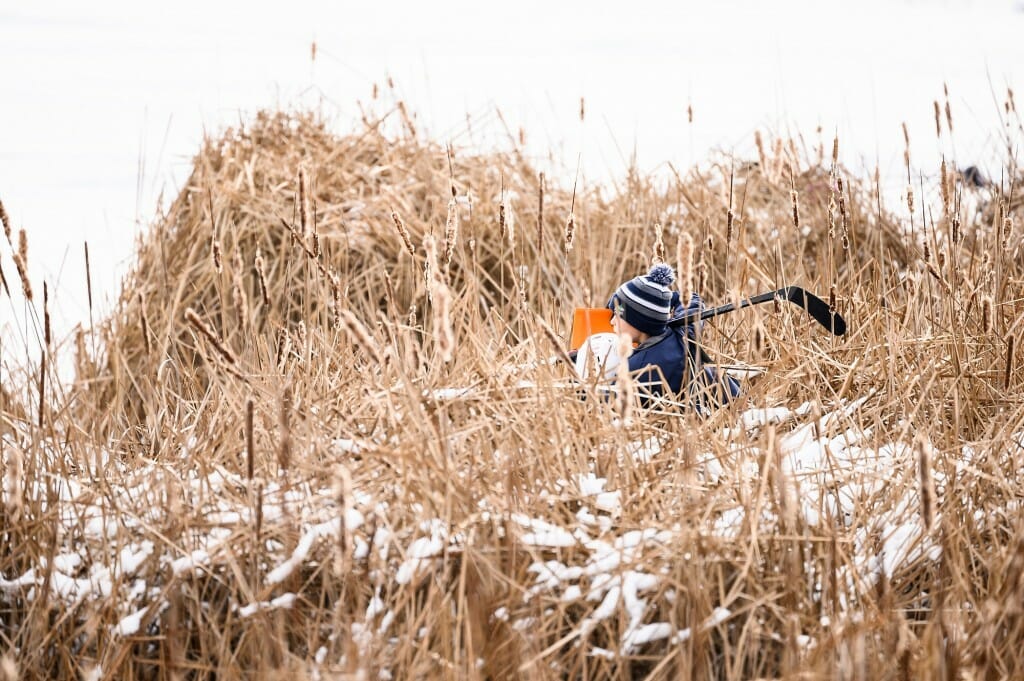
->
[[1, 101, 1023, 680]]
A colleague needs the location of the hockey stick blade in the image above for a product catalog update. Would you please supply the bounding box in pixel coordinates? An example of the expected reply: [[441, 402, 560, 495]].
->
[[668, 286, 846, 336]]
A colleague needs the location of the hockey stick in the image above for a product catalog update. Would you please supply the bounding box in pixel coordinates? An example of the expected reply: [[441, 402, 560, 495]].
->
[[668, 286, 846, 336]]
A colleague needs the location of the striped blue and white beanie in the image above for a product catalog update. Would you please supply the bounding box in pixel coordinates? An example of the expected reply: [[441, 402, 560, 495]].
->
[[608, 264, 676, 336]]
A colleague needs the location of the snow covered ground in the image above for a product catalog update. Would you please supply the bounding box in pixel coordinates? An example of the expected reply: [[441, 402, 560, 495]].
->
[[4, 390, 1005, 673]]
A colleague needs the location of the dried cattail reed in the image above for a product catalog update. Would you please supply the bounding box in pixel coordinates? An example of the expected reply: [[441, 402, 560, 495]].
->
[[334, 464, 353, 574], [423, 234, 439, 301], [311, 197, 320, 258], [1003, 216, 1013, 251], [981, 295, 993, 333], [537, 172, 545, 250], [12, 229, 32, 301], [687, 103, 693, 124], [940, 159, 951, 220], [298, 167, 308, 236], [339, 309, 384, 366], [444, 198, 459, 268], [185, 307, 237, 364], [696, 260, 708, 294], [906, 186, 915, 216], [391, 210, 415, 257], [934, 101, 942, 138], [652, 223, 666, 263], [245, 398, 255, 480], [331, 275, 342, 330], [0, 200, 10, 243], [753, 320, 766, 354], [212, 238, 223, 273], [138, 292, 152, 355], [1006, 333, 1016, 390], [579, 97, 585, 122], [564, 212, 576, 254], [902, 122, 911, 174], [433, 282, 455, 363], [915, 436, 936, 531], [831, 134, 839, 169], [726, 171, 735, 245], [677, 232, 694, 296], [278, 383, 292, 471], [945, 99, 953, 133], [43, 282, 51, 347], [276, 332, 293, 372], [790, 188, 801, 231], [498, 200, 507, 240], [255, 247, 270, 306], [407, 303, 417, 327]]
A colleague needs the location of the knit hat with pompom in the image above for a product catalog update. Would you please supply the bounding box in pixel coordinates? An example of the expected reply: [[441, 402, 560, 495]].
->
[[608, 263, 676, 336]]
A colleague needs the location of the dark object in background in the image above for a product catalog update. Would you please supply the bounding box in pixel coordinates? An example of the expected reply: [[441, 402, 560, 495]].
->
[[960, 165, 989, 188]]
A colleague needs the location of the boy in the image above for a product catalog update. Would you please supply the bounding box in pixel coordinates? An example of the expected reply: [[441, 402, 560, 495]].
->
[[607, 263, 740, 410]]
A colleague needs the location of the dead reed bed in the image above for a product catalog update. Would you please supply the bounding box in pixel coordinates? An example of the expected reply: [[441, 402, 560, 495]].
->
[[2, 100, 1024, 679]]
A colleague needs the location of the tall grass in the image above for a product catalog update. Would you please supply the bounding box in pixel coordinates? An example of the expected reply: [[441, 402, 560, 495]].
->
[[1, 97, 1023, 679]]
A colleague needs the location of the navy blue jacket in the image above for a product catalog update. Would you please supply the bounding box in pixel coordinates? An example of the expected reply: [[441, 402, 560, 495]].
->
[[626, 293, 741, 411]]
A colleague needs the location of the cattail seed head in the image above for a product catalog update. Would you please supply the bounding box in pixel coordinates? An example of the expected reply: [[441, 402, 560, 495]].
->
[[906, 186, 915, 216], [278, 383, 292, 471], [915, 435, 936, 532], [254, 247, 270, 306], [696, 260, 708, 293], [138, 291, 151, 355], [185, 307, 237, 365], [831, 134, 839, 168], [391, 210, 415, 257], [433, 282, 455, 363], [212, 238, 223, 273], [934, 101, 942, 138], [790, 189, 801, 231], [652, 223, 665, 263], [564, 212, 576, 254], [945, 100, 953, 133], [579, 97, 585, 122], [536, 172, 545, 249], [298, 167, 308, 236], [12, 229, 32, 301], [1006, 333, 1016, 390], [753, 321, 766, 353], [444, 198, 459, 268], [981, 295, 994, 333], [1002, 216, 1013, 251], [43, 282, 51, 347]]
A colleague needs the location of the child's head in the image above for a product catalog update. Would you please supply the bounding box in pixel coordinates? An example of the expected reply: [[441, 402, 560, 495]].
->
[[607, 263, 676, 341]]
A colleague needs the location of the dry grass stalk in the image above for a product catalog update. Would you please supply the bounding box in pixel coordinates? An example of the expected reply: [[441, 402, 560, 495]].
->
[[444, 198, 459, 269], [391, 210, 415, 257], [185, 307, 237, 365], [232, 251, 249, 331]]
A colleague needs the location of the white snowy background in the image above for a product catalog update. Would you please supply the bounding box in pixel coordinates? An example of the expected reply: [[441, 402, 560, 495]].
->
[[1, 0, 1022, 346]]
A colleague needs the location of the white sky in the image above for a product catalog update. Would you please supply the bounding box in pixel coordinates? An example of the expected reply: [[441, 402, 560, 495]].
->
[[1, 0, 1022, 352]]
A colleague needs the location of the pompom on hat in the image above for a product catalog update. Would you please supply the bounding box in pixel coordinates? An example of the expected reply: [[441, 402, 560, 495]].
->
[[608, 263, 677, 336]]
